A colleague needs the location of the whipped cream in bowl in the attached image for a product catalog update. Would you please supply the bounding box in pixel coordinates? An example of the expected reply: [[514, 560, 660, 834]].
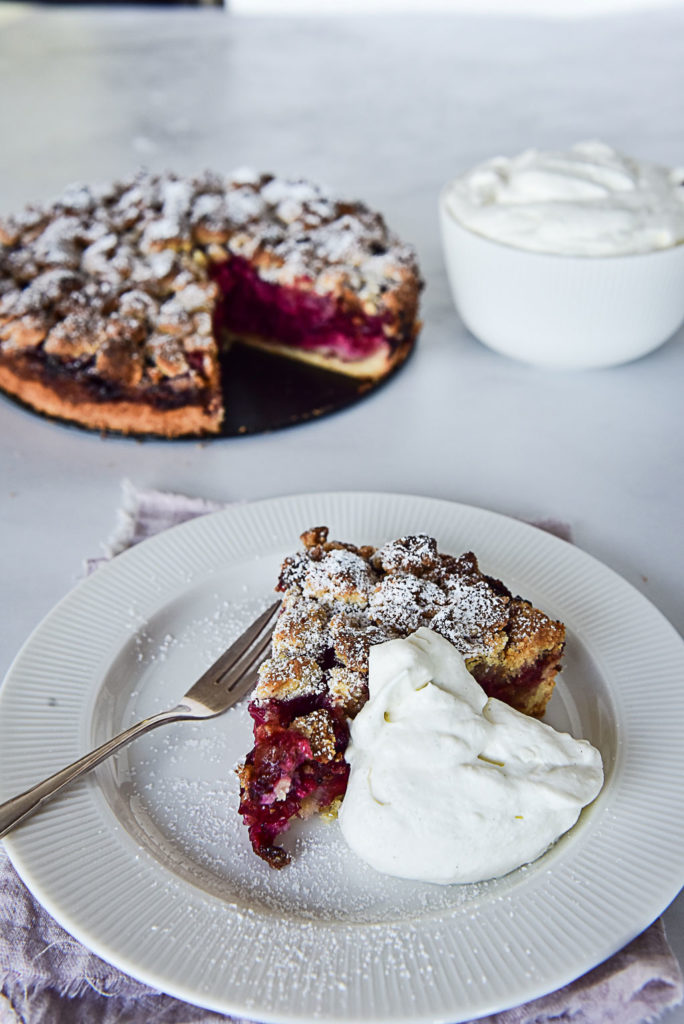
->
[[439, 141, 684, 368], [338, 628, 603, 885], [444, 141, 684, 257]]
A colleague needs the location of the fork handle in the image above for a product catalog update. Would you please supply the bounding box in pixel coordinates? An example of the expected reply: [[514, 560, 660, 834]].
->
[[0, 706, 189, 839]]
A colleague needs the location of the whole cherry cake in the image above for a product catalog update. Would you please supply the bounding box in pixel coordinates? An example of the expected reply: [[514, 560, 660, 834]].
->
[[0, 171, 422, 436], [237, 529, 566, 868]]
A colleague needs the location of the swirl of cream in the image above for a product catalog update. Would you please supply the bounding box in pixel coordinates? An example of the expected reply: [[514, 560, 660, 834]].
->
[[339, 628, 603, 884]]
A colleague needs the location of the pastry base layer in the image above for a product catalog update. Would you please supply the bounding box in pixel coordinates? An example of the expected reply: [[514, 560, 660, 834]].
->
[[228, 328, 416, 380], [0, 356, 223, 437]]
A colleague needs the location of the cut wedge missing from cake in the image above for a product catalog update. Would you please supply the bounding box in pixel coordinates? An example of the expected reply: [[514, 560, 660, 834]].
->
[[0, 171, 422, 437], [237, 528, 566, 868]]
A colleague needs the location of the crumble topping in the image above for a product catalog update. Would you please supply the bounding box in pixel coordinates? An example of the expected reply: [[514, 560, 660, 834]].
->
[[254, 655, 326, 702], [329, 609, 397, 672], [290, 709, 338, 763], [271, 594, 331, 660], [273, 527, 536, 664], [368, 574, 447, 637], [434, 575, 510, 655], [327, 666, 369, 718], [302, 548, 375, 606], [371, 534, 441, 575], [506, 601, 561, 653]]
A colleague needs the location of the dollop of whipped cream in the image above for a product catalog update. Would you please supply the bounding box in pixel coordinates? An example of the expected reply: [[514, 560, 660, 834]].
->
[[338, 628, 603, 884], [444, 140, 684, 256]]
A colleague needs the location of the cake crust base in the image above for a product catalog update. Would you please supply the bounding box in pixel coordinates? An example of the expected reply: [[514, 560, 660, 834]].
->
[[0, 356, 223, 437], [229, 327, 417, 380]]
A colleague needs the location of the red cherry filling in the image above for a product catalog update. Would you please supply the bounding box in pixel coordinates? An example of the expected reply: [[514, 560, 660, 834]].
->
[[470, 647, 564, 717], [211, 256, 390, 362], [238, 695, 350, 868]]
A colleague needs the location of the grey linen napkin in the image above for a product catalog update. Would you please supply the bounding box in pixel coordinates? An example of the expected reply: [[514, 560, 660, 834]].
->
[[1, 483, 683, 1024]]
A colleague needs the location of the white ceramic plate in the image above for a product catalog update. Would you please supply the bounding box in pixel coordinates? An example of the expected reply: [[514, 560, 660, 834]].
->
[[2, 492, 684, 1024]]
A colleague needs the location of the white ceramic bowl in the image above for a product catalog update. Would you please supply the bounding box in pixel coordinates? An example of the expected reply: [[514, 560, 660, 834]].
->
[[439, 187, 684, 370]]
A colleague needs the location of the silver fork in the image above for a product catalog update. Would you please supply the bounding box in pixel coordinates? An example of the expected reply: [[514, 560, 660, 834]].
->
[[0, 599, 280, 839]]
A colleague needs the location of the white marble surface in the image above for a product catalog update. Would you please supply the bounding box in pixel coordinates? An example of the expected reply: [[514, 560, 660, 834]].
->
[[0, 5, 683, 1020], [230, 0, 679, 13]]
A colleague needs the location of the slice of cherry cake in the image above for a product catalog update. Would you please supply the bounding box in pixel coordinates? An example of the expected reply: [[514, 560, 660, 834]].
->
[[0, 171, 421, 436], [237, 528, 566, 868]]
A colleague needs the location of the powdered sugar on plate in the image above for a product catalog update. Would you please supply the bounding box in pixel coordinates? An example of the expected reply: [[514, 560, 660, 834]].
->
[[92, 591, 510, 924]]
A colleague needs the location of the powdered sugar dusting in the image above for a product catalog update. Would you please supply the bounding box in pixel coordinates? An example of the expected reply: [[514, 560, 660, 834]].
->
[[96, 588, 508, 925], [0, 169, 419, 386], [303, 547, 375, 604], [433, 577, 510, 655], [279, 533, 513, 662], [369, 573, 447, 635]]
